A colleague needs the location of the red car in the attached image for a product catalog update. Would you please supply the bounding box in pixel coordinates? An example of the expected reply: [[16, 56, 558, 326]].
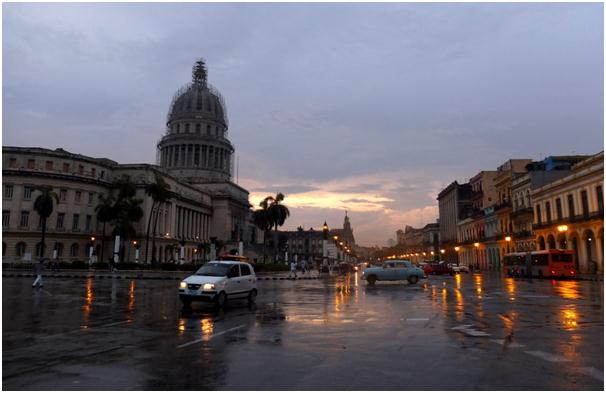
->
[[423, 262, 454, 275]]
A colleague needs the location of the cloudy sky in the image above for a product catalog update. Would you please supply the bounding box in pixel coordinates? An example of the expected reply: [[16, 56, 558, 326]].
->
[[3, 3, 603, 246]]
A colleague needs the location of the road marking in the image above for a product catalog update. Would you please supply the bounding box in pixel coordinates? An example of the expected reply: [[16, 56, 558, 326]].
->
[[451, 325, 491, 337], [490, 339, 525, 348], [525, 350, 570, 362], [577, 367, 604, 382], [98, 320, 132, 328], [177, 324, 246, 349]]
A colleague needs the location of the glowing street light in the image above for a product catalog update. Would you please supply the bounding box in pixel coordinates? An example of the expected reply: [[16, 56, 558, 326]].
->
[[454, 246, 460, 252], [557, 225, 569, 232]]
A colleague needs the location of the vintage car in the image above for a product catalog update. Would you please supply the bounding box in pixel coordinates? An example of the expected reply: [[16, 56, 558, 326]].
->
[[423, 262, 454, 276], [361, 260, 426, 285]]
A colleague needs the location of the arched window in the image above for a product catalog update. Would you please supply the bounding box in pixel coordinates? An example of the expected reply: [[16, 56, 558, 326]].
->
[[35, 242, 46, 258], [15, 242, 26, 257], [55, 243, 64, 257], [70, 243, 79, 257]]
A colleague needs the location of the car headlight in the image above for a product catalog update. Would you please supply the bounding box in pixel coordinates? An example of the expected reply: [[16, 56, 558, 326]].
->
[[179, 281, 187, 289], [203, 283, 215, 291]]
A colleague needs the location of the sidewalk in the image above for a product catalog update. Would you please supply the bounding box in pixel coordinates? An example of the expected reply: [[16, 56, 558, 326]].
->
[[1, 269, 321, 281]]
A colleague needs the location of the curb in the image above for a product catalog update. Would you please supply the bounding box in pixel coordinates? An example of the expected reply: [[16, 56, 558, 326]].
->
[[2, 273, 321, 281]]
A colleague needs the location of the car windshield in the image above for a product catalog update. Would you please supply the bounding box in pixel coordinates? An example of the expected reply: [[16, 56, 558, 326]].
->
[[195, 263, 231, 277]]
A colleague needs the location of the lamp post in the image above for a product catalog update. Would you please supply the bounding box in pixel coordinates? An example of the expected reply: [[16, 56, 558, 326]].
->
[[557, 225, 569, 249], [454, 246, 460, 267], [322, 222, 329, 272], [474, 242, 480, 270], [89, 236, 96, 267], [133, 240, 140, 264]]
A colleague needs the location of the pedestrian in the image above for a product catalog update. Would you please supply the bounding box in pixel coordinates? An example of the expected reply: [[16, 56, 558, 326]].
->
[[32, 259, 45, 288], [290, 260, 297, 278]]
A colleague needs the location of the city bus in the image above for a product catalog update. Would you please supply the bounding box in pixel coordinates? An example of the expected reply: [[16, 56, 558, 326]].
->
[[503, 249, 576, 278]]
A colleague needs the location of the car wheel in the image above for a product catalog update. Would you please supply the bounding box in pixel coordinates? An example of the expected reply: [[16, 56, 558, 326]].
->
[[367, 275, 377, 285], [248, 289, 257, 304], [215, 291, 227, 308], [408, 275, 418, 284]]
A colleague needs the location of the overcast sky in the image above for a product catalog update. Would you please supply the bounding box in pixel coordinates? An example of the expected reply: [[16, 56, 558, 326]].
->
[[3, 3, 603, 246]]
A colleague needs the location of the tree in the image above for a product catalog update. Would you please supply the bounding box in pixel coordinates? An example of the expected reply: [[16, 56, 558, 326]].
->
[[33, 186, 59, 260], [268, 193, 290, 262], [144, 174, 170, 266], [95, 193, 115, 263], [252, 196, 273, 263], [110, 176, 144, 262]]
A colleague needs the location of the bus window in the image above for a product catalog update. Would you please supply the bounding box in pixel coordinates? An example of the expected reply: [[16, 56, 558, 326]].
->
[[532, 254, 549, 266], [552, 253, 572, 263]]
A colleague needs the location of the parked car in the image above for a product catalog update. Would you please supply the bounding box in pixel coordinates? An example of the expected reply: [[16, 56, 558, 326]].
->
[[449, 263, 470, 274], [178, 261, 257, 308], [423, 262, 454, 275], [362, 260, 426, 284]]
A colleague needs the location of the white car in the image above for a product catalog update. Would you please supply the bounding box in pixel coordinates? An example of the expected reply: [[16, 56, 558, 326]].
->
[[450, 263, 470, 274], [179, 261, 257, 308]]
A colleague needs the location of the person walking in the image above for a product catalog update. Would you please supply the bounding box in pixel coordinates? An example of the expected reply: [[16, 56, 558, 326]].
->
[[290, 260, 297, 278], [32, 259, 45, 288], [301, 259, 307, 275]]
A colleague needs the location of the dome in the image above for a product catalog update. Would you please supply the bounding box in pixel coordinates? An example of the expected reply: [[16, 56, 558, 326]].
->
[[166, 60, 228, 128]]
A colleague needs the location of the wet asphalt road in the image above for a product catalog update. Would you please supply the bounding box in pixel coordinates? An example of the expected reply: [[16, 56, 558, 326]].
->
[[2, 272, 604, 390]]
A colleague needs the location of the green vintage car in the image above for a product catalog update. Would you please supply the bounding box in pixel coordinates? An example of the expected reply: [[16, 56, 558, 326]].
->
[[361, 260, 426, 285]]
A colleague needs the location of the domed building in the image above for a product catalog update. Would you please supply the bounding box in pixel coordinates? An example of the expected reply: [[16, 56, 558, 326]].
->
[[2, 59, 257, 264]]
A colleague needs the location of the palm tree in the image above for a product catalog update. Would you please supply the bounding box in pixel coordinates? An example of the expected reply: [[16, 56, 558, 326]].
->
[[268, 193, 290, 262], [33, 186, 59, 260], [95, 194, 115, 264], [144, 174, 170, 266], [252, 196, 273, 263], [111, 176, 144, 262]]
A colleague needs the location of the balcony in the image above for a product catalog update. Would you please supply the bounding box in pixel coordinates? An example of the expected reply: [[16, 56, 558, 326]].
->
[[494, 200, 512, 211], [513, 230, 533, 239]]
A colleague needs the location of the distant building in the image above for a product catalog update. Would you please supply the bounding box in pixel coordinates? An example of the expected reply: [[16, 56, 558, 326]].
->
[[437, 181, 473, 264]]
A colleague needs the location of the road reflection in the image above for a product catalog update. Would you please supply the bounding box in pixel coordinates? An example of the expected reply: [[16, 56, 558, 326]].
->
[[551, 280, 581, 300], [81, 277, 93, 329]]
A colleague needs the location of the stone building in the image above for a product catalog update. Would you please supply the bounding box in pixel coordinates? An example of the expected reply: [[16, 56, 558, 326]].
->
[[437, 181, 473, 264], [532, 152, 604, 273], [2, 59, 257, 264]]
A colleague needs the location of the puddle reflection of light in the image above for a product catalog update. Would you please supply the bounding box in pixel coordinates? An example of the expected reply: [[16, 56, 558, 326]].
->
[[127, 280, 136, 312], [178, 319, 186, 335], [201, 317, 214, 336], [505, 278, 516, 297], [561, 308, 578, 330], [553, 281, 581, 300], [82, 278, 94, 329], [455, 274, 461, 289], [455, 289, 464, 321]]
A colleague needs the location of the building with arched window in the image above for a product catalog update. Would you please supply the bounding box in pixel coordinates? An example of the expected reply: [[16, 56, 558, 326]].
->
[[2, 59, 257, 264], [532, 152, 604, 273]]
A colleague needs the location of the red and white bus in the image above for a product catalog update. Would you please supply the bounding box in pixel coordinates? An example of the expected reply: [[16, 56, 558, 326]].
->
[[503, 249, 576, 278]]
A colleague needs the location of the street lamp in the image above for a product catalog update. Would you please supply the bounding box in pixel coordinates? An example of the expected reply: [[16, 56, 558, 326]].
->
[[89, 236, 96, 266], [454, 246, 460, 252], [132, 240, 140, 263], [505, 236, 512, 254], [322, 221, 329, 271], [474, 242, 480, 270]]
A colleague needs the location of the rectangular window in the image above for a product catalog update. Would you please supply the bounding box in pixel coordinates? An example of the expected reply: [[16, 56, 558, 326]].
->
[[85, 215, 92, 231], [78, 165, 84, 175], [72, 214, 80, 231], [2, 210, 10, 228], [56, 213, 65, 229], [88, 192, 94, 205], [91, 168, 96, 178], [63, 163, 70, 172], [9, 158, 17, 168], [23, 186, 33, 200], [545, 201, 552, 223], [567, 194, 575, 218], [4, 185, 14, 199], [27, 159, 35, 169], [597, 185, 604, 213], [555, 198, 563, 220], [60, 189, 67, 202], [536, 204, 542, 224], [75, 191, 81, 203], [45, 161, 53, 170], [581, 190, 589, 218], [20, 211, 29, 228]]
